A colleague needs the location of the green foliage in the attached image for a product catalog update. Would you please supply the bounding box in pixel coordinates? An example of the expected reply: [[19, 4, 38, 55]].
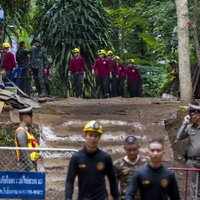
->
[[0, 123, 17, 146], [139, 0, 178, 61], [104, 0, 178, 62], [0, 0, 32, 39], [136, 64, 169, 97], [33, 0, 113, 96], [1, 0, 198, 98], [83, 70, 100, 98], [138, 34, 157, 46]]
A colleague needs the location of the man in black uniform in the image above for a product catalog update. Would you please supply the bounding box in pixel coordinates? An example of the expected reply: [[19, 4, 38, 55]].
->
[[125, 139, 180, 200], [65, 120, 119, 200], [16, 41, 32, 96]]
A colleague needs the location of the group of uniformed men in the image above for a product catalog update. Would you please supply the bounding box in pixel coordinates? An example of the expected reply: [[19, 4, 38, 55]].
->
[[69, 48, 142, 98], [64, 120, 180, 200], [1, 41, 142, 99]]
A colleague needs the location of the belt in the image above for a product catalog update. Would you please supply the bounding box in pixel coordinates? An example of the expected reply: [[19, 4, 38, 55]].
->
[[188, 156, 200, 161], [72, 71, 83, 73]]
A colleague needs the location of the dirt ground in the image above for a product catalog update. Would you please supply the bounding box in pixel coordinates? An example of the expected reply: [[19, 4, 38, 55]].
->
[[1, 97, 190, 199]]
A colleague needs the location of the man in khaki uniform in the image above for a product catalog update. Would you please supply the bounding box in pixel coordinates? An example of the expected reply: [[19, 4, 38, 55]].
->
[[15, 106, 39, 172], [114, 136, 148, 200], [177, 104, 200, 200]]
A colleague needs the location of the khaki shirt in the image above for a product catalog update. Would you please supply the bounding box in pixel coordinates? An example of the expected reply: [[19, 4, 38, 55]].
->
[[177, 123, 200, 157]]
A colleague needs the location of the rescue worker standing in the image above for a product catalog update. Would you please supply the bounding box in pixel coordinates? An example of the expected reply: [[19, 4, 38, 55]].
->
[[16, 41, 32, 96], [107, 50, 118, 97], [92, 50, 111, 98], [2, 42, 16, 81], [114, 136, 148, 200], [65, 120, 119, 200], [115, 56, 125, 97], [125, 59, 142, 97], [30, 38, 48, 97], [68, 48, 86, 98], [177, 104, 200, 200], [15, 106, 39, 172], [125, 140, 180, 200]]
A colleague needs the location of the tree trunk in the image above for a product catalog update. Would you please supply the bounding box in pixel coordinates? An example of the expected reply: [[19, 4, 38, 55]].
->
[[175, 0, 192, 105], [191, 0, 200, 94]]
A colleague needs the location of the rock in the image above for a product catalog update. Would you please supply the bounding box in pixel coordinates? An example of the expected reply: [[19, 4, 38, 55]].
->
[[161, 93, 178, 101]]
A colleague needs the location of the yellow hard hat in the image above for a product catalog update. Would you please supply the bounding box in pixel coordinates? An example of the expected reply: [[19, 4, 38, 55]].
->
[[115, 56, 120, 60], [3, 42, 10, 48], [129, 59, 135, 64], [98, 49, 106, 55], [83, 120, 103, 135], [107, 50, 113, 56], [72, 48, 80, 53]]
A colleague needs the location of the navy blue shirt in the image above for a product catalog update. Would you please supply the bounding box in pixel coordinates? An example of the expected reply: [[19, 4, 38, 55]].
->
[[65, 147, 119, 200], [125, 164, 180, 200]]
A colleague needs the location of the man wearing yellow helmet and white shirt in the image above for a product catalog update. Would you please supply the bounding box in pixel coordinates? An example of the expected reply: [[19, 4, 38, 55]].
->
[[65, 120, 119, 200]]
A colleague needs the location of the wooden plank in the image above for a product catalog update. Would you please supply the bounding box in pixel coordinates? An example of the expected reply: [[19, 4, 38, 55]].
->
[[15, 95, 41, 108], [0, 89, 14, 97], [0, 101, 4, 113], [0, 94, 10, 101]]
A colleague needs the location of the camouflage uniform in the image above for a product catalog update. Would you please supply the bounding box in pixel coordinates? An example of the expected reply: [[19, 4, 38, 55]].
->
[[30, 46, 48, 96], [114, 155, 148, 200]]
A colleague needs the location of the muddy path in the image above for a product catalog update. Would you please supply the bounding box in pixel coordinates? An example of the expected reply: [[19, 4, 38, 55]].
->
[[24, 97, 180, 160]]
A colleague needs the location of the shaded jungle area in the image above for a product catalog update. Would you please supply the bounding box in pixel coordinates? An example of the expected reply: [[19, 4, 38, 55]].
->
[[1, 0, 200, 98]]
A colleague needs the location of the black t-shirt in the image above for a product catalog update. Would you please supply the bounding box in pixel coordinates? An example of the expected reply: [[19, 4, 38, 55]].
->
[[16, 48, 31, 68], [125, 164, 180, 200], [65, 147, 119, 200]]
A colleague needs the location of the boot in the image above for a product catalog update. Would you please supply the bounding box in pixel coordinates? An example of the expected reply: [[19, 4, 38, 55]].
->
[[39, 91, 46, 97]]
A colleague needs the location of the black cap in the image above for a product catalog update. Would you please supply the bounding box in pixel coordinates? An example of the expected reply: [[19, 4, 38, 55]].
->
[[124, 135, 138, 144], [188, 104, 200, 114]]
